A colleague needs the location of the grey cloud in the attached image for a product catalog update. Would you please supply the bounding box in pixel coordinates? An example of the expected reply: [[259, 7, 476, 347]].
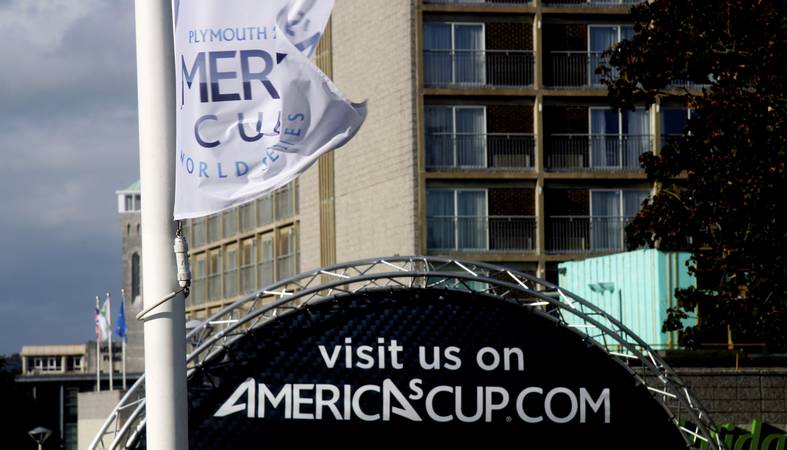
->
[[0, 0, 140, 353]]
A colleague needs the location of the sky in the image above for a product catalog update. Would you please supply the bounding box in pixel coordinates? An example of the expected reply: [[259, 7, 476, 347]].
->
[[0, 0, 139, 354]]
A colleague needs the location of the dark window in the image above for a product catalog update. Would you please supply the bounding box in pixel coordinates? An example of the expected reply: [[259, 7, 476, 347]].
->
[[131, 253, 141, 300]]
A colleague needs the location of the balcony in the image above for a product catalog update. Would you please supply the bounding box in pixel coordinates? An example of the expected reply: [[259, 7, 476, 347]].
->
[[424, 50, 534, 88], [546, 216, 630, 254], [427, 216, 537, 252], [545, 51, 611, 88], [546, 134, 652, 171], [543, 0, 641, 6], [426, 133, 535, 170]]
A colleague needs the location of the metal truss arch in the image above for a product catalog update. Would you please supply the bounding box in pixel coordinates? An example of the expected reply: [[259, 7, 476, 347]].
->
[[89, 256, 725, 450]]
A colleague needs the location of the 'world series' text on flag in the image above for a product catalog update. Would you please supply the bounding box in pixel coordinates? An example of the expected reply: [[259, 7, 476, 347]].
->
[[173, 0, 367, 219]]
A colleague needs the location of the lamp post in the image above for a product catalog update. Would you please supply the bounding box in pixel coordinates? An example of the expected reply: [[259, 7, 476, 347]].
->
[[28, 426, 51, 450]]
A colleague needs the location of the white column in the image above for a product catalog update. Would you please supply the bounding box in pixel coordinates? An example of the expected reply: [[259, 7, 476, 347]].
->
[[134, 1, 188, 449]]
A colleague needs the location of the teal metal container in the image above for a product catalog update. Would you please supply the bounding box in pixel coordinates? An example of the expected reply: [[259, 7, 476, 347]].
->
[[558, 249, 696, 350]]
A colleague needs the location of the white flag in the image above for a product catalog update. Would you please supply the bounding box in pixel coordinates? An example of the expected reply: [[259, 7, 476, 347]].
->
[[173, 0, 366, 219]]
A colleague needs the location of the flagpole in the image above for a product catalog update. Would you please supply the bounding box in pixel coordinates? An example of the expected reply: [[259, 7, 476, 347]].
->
[[95, 296, 101, 392], [121, 288, 127, 391], [134, 0, 188, 449], [107, 293, 113, 391]]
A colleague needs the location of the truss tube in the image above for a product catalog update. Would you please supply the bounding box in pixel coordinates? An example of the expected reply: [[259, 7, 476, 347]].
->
[[89, 257, 725, 450]]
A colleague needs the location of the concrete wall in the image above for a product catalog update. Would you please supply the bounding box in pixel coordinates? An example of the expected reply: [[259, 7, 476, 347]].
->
[[77, 390, 122, 450], [326, 0, 419, 263], [679, 368, 787, 429]]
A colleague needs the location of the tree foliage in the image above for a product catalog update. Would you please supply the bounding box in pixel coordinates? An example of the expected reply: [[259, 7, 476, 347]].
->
[[603, 0, 787, 350]]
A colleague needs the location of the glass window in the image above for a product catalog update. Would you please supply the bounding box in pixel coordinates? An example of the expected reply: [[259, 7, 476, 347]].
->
[[192, 253, 207, 305], [425, 106, 486, 168], [590, 190, 649, 251], [192, 217, 207, 248], [131, 253, 141, 301], [275, 183, 294, 220], [239, 202, 256, 232], [240, 238, 257, 293], [277, 227, 297, 280], [208, 249, 222, 301], [661, 108, 690, 141], [135, 194, 142, 211], [424, 22, 485, 86], [224, 244, 238, 298], [259, 233, 274, 288], [257, 195, 274, 226], [427, 189, 487, 250], [223, 210, 238, 239], [207, 215, 221, 243], [125, 195, 133, 212]]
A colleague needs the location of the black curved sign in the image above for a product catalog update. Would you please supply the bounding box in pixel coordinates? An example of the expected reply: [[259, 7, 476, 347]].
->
[[137, 288, 687, 449]]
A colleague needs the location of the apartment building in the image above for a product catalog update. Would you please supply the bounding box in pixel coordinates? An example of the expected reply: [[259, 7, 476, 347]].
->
[[178, 0, 697, 318]]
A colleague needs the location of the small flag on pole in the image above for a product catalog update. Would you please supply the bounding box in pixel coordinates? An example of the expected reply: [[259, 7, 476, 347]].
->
[[97, 296, 111, 342], [115, 297, 128, 341]]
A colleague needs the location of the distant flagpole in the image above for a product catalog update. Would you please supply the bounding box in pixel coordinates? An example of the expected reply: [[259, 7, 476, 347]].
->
[[95, 296, 101, 392], [119, 289, 128, 390], [106, 292, 113, 391]]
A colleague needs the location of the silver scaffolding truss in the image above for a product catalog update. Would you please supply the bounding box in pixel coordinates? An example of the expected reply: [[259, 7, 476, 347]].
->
[[88, 256, 726, 450]]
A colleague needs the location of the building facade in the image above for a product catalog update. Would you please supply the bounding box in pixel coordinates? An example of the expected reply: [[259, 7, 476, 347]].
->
[[177, 0, 698, 317], [116, 181, 145, 373], [17, 343, 126, 450]]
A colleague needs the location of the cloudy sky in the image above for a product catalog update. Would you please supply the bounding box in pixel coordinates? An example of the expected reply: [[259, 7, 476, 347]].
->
[[0, 0, 139, 354]]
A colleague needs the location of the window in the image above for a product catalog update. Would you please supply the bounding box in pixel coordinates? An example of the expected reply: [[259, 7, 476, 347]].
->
[[125, 195, 133, 212], [46, 357, 61, 372], [427, 189, 488, 250], [425, 106, 486, 168], [588, 25, 634, 84], [259, 233, 274, 288], [661, 108, 692, 144], [590, 190, 649, 250], [208, 249, 222, 301], [207, 215, 221, 243], [224, 244, 238, 298], [239, 202, 256, 232], [192, 217, 207, 248], [277, 226, 297, 280], [192, 253, 207, 305], [275, 183, 295, 220], [135, 194, 141, 211], [589, 107, 650, 169], [131, 253, 141, 301], [223, 210, 238, 239], [424, 22, 485, 86], [257, 195, 274, 226], [240, 239, 257, 294], [34, 357, 43, 370]]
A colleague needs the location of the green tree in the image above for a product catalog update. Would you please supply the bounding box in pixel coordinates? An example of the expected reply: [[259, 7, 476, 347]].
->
[[602, 0, 786, 350]]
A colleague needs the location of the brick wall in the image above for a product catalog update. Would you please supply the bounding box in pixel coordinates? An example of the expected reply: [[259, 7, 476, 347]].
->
[[329, 0, 420, 262]]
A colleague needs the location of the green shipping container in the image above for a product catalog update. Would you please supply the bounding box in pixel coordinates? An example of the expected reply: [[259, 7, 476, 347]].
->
[[558, 249, 697, 350]]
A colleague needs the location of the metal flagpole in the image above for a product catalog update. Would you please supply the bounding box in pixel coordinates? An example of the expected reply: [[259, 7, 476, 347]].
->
[[95, 296, 101, 392], [134, 0, 188, 449], [107, 293, 113, 391], [121, 288, 127, 391]]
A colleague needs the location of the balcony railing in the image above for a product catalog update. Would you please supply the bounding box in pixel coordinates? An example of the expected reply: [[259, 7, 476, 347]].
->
[[546, 134, 652, 171], [424, 50, 534, 88], [427, 216, 536, 252], [426, 133, 535, 170], [546, 51, 612, 88], [546, 216, 631, 254], [543, 0, 641, 6], [425, 0, 531, 4]]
